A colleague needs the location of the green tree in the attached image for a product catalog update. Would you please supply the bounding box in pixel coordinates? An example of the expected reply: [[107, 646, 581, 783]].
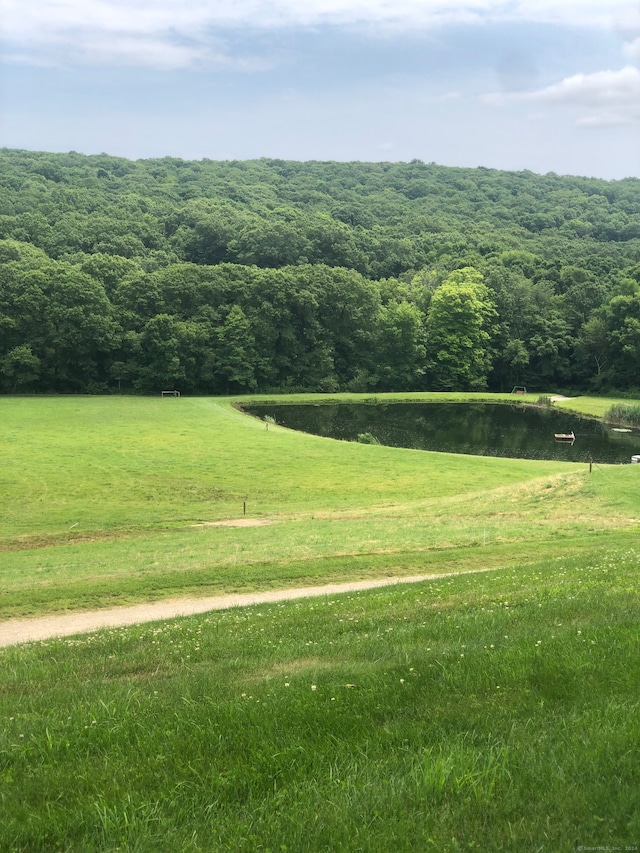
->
[[231, 218, 311, 267], [131, 314, 188, 393], [375, 301, 426, 391], [502, 338, 530, 386], [593, 289, 640, 389], [575, 314, 609, 387], [425, 267, 496, 390], [1, 344, 40, 391], [80, 253, 140, 296], [0, 242, 119, 391], [214, 305, 257, 393]]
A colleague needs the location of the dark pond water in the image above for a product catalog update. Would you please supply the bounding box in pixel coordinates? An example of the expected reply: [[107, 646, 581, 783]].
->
[[244, 402, 640, 464]]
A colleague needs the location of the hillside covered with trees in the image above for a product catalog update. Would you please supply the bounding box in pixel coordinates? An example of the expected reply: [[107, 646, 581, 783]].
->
[[1, 148, 639, 395]]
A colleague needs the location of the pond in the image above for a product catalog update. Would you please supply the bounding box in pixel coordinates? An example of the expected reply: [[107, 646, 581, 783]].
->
[[244, 402, 640, 464]]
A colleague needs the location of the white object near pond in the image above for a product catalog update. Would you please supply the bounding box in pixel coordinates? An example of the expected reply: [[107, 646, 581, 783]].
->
[[612, 427, 632, 433], [554, 431, 575, 443], [631, 455, 640, 463]]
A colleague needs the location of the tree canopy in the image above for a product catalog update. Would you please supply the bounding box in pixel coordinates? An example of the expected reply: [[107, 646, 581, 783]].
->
[[1, 148, 639, 394]]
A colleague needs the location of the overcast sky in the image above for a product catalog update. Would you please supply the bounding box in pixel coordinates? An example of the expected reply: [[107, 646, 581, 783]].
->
[[2, 0, 639, 179]]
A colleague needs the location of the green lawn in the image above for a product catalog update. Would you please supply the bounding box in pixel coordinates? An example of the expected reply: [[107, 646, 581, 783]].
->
[[0, 393, 638, 852], [1, 393, 639, 617], [553, 393, 640, 419], [1, 549, 638, 852]]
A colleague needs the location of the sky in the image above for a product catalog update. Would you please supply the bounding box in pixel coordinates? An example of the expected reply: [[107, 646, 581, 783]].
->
[[1, 0, 640, 179]]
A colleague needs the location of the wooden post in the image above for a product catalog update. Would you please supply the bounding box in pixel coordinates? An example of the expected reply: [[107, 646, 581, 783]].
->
[[243, 501, 246, 516]]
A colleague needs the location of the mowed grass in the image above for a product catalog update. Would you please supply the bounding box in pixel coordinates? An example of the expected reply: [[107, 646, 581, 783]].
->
[[1, 393, 640, 617], [553, 394, 640, 419], [1, 551, 638, 852], [0, 392, 559, 540], [1, 394, 639, 851]]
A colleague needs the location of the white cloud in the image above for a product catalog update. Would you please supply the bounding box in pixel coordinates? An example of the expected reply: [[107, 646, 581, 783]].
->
[[484, 65, 640, 126], [624, 36, 640, 59], [2, 0, 279, 69], [3, 0, 640, 69], [521, 0, 639, 30]]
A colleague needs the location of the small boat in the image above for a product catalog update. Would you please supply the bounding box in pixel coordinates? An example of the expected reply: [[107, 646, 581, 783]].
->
[[554, 431, 575, 443]]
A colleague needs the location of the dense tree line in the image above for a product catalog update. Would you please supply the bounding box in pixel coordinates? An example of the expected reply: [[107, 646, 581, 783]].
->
[[1, 149, 639, 394]]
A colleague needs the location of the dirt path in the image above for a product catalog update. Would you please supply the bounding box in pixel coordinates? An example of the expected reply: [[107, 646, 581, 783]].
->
[[0, 569, 496, 648]]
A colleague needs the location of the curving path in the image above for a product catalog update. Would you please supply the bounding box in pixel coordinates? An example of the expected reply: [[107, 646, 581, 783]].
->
[[0, 568, 497, 648]]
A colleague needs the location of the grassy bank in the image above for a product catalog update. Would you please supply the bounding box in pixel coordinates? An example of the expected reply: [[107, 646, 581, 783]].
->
[[553, 394, 640, 419], [1, 393, 639, 851], [0, 393, 552, 541], [1, 549, 638, 851], [1, 394, 640, 617]]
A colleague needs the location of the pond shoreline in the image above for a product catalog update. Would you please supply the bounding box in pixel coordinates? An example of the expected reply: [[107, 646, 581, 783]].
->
[[239, 397, 640, 464]]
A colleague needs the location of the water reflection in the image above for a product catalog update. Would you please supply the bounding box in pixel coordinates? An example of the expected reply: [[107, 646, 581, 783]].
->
[[244, 402, 640, 464]]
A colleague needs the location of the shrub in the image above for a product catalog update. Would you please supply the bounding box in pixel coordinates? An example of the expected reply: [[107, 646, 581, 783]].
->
[[603, 403, 640, 427], [357, 432, 380, 444]]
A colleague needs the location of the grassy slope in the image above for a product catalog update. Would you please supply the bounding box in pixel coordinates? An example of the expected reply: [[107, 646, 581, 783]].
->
[[0, 392, 557, 538], [1, 394, 640, 617], [0, 393, 639, 851], [1, 551, 638, 852], [553, 395, 636, 419]]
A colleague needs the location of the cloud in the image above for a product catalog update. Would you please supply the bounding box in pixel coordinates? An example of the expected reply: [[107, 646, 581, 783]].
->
[[484, 65, 640, 126], [2, 1, 278, 70], [624, 36, 640, 59], [3, 0, 640, 69], [520, 0, 639, 30]]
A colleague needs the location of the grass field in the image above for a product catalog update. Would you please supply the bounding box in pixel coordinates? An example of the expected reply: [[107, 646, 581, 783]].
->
[[1, 392, 639, 851], [1, 392, 639, 619]]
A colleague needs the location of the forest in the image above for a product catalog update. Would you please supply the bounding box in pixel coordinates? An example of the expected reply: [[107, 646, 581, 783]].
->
[[1, 148, 640, 395]]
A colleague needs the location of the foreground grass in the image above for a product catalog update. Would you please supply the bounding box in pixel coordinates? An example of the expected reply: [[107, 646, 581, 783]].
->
[[1, 393, 638, 851], [1, 549, 638, 852]]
